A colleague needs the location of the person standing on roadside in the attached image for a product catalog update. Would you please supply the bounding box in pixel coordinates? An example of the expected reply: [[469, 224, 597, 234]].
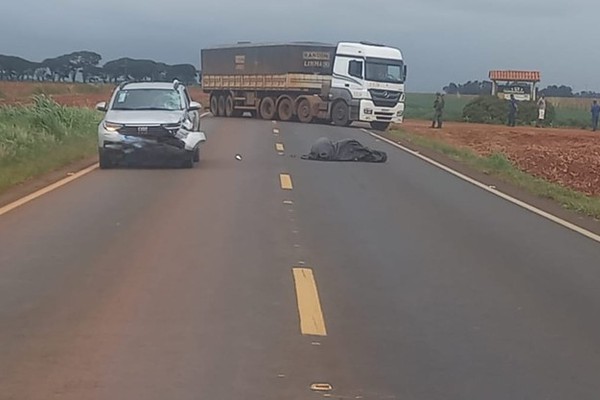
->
[[507, 94, 518, 127], [591, 100, 600, 131], [431, 93, 445, 129], [536, 95, 547, 128]]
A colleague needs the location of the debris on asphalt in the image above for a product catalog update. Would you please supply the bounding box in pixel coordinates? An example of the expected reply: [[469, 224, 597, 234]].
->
[[302, 137, 387, 163], [235, 154, 243, 161]]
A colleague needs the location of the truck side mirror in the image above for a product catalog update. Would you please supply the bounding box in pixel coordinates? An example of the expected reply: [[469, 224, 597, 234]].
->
[[403, 65, 408, 80]]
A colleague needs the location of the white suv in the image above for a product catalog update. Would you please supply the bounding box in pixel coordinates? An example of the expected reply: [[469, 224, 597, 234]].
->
[[96, 81, 206, 169]]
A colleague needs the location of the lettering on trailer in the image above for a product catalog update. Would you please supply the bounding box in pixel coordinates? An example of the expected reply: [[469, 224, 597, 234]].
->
[[235, 55, 245, 71], [303, 51, 331, 69]]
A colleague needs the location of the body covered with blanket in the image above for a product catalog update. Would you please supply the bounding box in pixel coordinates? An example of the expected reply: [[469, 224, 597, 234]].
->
[[302, 137, 387, 163]]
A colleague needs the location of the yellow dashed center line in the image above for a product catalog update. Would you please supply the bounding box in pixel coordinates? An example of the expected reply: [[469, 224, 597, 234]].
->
[[280, 174, 293, 190], [292, 268, 327, 336], [275, 143, 285, 152]]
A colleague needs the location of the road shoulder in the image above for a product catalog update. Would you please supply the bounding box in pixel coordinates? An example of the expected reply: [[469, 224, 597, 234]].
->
[[375, 128, 600, 237]]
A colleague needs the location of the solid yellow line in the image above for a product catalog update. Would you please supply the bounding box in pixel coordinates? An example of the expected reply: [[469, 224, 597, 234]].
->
[[280, 174, 293, 190], [292, 268, 327, 336], [275, 143, 285, 152], [0, 163, 99, 218]]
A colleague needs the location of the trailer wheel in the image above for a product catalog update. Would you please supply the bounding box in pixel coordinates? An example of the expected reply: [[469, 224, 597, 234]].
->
[[225, 95, 234, 117], [217, 95, 226, 117], [277, 97, 294, 121], [259, 97, 277, 120], [210, 95, 218, 116], [331, 101, 349, 126], [296, 99, 313, 123]]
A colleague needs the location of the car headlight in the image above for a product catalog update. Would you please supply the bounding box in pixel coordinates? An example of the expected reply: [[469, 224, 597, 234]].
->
[[182, 118, 193, 131], [102, 121, 122, 132]]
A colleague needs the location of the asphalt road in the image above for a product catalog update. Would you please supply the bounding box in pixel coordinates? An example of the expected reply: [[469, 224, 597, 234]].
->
[[1, 117, 600, 399]]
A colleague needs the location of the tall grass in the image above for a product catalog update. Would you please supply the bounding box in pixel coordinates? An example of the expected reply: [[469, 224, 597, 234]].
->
[[0, 96, 101, 193]]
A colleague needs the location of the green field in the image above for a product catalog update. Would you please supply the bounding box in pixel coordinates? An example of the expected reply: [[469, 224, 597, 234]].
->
[[404, 93, 474, 122], [0, 96, 101, 194], [406, 93, 591, 128]]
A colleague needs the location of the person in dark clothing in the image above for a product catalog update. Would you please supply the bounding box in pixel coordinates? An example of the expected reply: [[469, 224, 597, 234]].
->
[[591, 100, 600, 131], [431, 93, 445, 129], [507, 95, 518, 127]]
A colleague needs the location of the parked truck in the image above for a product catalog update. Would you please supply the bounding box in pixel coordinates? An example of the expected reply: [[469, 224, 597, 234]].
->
[[201, 41, 406, 130]]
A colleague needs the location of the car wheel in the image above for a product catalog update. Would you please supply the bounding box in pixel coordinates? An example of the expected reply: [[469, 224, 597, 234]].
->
[[182, 151, 194, 169], [98, 148, 113, 169]]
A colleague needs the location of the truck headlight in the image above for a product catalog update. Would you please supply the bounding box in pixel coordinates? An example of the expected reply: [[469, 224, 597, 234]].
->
[[364, 108, 374, 115], [396, 110, 404, 117], [102, 121, 122, 132]]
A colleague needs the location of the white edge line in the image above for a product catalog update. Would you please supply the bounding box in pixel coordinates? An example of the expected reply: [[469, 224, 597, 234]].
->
[[361, 128, 600, 244], [0, 163, 99, 217], [1, 112, 213, 218]]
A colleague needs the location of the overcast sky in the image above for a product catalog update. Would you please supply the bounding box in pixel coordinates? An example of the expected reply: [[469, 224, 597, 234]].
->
[[0, 0, 595, 92]]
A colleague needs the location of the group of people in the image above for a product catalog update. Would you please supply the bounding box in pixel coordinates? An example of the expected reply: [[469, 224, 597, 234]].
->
[[431, 93, 600, 131]]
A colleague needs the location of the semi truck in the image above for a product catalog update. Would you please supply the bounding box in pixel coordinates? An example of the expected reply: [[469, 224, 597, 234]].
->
[[201, 41, 406, 130]]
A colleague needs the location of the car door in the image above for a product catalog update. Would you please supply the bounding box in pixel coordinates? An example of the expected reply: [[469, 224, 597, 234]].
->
[[182, 87, 200, 131]]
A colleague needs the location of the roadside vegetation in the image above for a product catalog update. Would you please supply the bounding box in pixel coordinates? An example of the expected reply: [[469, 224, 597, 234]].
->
[[0, 96, 100, 194], [388, 128, 600, 219], [406, 93, 591, 128]]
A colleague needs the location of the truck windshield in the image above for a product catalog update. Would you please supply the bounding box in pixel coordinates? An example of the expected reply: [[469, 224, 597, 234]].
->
[[365, 58, 405, 84]]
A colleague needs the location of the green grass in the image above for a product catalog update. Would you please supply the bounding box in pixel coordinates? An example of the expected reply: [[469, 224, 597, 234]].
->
[[0, 96, 101, 194], [405, 93, 474, 122], [553, 107, 590, 129], [406, 93, 591, 128], [389, 129, 600, 218]]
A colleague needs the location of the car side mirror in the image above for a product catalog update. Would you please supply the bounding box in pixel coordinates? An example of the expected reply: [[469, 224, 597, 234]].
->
[[189, 101, 202, 111], [96, 102, 108, 112]]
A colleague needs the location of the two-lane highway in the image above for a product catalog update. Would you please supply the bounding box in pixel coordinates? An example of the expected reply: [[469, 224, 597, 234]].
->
[[1, 117, 600, 399]]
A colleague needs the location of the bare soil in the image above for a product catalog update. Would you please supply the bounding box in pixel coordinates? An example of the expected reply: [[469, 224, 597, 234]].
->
[[398, 120, 600, 197]]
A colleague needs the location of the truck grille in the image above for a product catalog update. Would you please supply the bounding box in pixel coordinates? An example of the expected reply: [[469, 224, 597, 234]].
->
[[374, 111, 394, 121], [117, 126, 171, 137], [369, 89, 401, 108]]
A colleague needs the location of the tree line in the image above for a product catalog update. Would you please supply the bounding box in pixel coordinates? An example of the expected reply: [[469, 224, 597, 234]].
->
[[443, 81, 600, 98], [0, 51, 199, 85]]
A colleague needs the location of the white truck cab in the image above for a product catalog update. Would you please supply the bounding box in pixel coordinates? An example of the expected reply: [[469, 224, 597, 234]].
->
[[331, 42, 406, 130]]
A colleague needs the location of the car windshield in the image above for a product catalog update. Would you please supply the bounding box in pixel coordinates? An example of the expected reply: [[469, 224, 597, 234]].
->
[[111, 89, 183, 111], [365, 58, 404, 83]]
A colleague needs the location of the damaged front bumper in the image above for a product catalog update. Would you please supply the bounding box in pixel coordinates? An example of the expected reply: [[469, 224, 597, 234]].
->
[[99, 129, 206, 160]]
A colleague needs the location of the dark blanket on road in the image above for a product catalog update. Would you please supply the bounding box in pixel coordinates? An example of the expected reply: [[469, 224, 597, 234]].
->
[[302, 137, 387, 163]]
